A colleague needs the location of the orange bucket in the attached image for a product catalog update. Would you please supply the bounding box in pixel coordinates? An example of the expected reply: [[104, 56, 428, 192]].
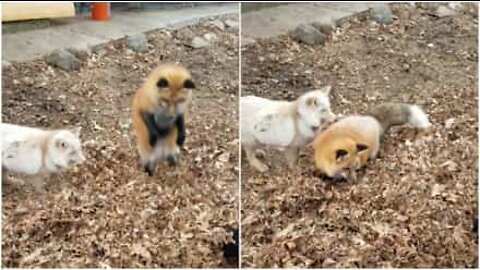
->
[[91, 2, 110, 21]]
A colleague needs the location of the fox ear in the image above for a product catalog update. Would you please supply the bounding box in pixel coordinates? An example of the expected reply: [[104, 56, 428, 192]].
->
[[356, 144, 369, 152], [335, 149, 349, 161], [71, 127, 81, 137], [183, 79, 195, 89], [321, 85, 331, 95]]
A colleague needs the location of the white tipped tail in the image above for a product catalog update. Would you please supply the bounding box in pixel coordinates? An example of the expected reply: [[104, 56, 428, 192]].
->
[[407, 105, 431, 129]]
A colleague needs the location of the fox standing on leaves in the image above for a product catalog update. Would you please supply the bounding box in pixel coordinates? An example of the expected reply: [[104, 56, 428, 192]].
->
[[313, 102, 431, 180], [132, 63, 195, 176]]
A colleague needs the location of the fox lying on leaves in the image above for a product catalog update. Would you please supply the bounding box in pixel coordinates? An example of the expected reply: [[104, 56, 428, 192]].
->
[[313, 103, 431, 181], [132, 63, 195, 176], [1, 123, 85, 182]]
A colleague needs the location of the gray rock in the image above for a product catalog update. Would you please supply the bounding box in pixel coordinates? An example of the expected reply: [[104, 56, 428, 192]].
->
[[209, 19, 225, 30], [241, 37, 256, 47], [190, 36, 209, 48], [370, 5, 393, 25], [224, 20, 239, 29], [176, 28, 195, 41], [46, 49, 81, 71], [312, 21, 336, 36], [203, 32, 217, 41], [416, 3, 442, 12], [436, 5, 456, 17], [66, 47, 89, 61], [291, 24, 326, 46], [2, 60, 12, 69], [126, 33, 149, 53]]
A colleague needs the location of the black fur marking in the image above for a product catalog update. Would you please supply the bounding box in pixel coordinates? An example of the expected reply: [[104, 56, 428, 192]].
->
[[356, 144, 369, 152], [156, 77, 169, 88], [175, 114, 186, 146], [141, 111, 160, 147], [143, 163, 155, 176], [335, 149, 349, 160], [183, 79, 195, 89]]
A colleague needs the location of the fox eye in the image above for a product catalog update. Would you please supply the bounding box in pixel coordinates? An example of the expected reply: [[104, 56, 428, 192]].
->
[[183, 79, 195, 89], [57, 140, 68, 149], [157, 78, 169, 88]]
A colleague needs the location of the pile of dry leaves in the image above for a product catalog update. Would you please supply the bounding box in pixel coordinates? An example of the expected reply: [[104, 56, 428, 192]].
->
[[241, 3, 478, 268], [2, 15, 239, 268]]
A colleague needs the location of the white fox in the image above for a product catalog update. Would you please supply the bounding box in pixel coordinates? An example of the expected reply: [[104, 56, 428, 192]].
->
[[241, 86, 335, 172], [1, 123, 86, 179]]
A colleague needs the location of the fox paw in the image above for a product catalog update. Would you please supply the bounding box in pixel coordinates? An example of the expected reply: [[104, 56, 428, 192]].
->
[[165, 146, 180, 167]]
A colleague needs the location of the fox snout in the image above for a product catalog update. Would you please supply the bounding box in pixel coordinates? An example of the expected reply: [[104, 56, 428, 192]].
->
[[324, 112, 336, 123]]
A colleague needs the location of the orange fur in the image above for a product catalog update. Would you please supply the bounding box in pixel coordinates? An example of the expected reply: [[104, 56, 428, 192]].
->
[[313, 115, 380, 179], [131, 63, 193, 170]]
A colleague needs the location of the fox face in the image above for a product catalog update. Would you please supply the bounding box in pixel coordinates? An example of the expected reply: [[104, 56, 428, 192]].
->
[[147, 64, 195, 129], [297, 86, 335, 130], [48, 127, 86, 169], [315, 137, 369, 180]]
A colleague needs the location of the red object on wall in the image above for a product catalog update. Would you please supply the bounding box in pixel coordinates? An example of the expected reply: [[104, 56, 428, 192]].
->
[[91, 2, 109, 21]]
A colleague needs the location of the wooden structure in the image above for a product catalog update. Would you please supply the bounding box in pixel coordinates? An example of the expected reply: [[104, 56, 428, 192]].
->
[[2, 2, 75, 22]]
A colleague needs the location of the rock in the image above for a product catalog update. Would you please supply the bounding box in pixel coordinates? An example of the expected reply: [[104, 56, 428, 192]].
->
[[126, 33, 149, 53], [291, 24, 326, 46], [190, 37, 209, 48], [311, 21, 336, 36], [176, 28, 195, 41], [46, 49, 81, 71], [436, 6, 456, 17], [2, 60, 12, 69], [416, 3, 442, 12], [209, 19, 225, 30], [370, 5, 393, 25], [241, 37, 256, 47], [224, 20, 239, 29], [66, 47, 89, 61], [203, 32, 217, 41]]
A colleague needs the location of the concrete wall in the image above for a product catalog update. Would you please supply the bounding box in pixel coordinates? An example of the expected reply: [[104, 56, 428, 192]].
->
[[74, 2, 221, 14]]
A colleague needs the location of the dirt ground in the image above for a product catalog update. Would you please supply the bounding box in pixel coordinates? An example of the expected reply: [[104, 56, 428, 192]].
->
[[241, 3, 478, 268], [2, 15, 238, 268]]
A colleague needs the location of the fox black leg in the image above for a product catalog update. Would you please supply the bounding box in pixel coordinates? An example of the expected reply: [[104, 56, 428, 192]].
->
[[175, 114, 186, 147], [141, 111, 160, 147], [142, 160, 156, 176]]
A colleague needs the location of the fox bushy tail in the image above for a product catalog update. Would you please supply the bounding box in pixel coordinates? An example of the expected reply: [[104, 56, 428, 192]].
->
[[368, 103, 431, 134]]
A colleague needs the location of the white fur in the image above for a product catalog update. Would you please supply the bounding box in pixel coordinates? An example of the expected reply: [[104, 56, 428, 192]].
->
[[407, 105, 431, 129], [2, 123, 85, 175], [240, 87, 335, 171], [241, 87, 335, 147]]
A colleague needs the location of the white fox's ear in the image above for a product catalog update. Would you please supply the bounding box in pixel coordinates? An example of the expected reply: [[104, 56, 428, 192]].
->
[[71, 127, 82, 137], [322, 85, 332, 95]]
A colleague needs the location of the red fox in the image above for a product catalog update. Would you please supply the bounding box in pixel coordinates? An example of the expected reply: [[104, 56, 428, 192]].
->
[[313, 103, 431, 180], [131, 63, 195, 176]]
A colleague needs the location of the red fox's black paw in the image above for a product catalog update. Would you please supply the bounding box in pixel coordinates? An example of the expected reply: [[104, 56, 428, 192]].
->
[[166, 155, 177, 167], [143, 164, 155, 176]]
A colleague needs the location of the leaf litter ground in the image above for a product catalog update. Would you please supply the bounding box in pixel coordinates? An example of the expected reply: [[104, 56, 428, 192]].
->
[[241, 4, 478, 268]]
